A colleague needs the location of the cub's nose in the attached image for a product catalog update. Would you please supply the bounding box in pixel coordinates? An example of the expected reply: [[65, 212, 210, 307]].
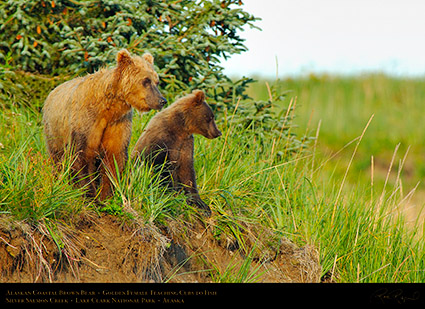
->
[[159, 97, 167, 107], [213, 130, 222, 138]]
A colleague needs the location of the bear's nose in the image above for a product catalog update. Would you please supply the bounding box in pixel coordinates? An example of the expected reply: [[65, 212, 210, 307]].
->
[[159, 97, 167, 106], [213, 130, 222, 138]]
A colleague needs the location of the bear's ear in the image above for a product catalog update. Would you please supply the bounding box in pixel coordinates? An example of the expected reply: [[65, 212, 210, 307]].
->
[[117, 49, 133, 66], [192, 89, 205, 105], [142, 53, 154, 65]]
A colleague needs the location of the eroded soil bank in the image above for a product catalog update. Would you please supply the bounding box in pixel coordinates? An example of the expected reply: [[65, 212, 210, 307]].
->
[[0, 213, 321, 283]]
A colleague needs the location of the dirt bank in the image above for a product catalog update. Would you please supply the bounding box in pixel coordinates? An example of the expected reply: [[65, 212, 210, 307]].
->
[[0, 213, 321, 283]]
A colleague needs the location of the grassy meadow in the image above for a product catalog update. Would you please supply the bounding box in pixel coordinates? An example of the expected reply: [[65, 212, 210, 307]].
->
[[248, 74, 425, 217], [244, 73, 425, 282], [1, 73, 425, 282]]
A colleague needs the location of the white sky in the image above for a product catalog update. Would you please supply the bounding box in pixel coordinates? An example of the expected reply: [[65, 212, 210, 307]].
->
[[222, 0, 425, 77]]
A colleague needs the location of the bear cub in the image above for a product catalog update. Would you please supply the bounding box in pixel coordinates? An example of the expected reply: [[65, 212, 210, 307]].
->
[[132, 89, 221, 217]]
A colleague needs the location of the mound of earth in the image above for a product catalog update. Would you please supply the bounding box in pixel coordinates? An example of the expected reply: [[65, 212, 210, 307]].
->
[[0, 213, 321, 283]]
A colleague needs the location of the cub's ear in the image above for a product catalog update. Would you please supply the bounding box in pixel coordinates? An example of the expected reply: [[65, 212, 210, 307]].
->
[[142, 53, 154, 65], [117, 49, 133, 66], [192, 89, 205, 105]]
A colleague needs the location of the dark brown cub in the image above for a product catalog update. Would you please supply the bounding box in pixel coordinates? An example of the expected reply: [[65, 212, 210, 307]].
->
[[131, 89, 221, 217]]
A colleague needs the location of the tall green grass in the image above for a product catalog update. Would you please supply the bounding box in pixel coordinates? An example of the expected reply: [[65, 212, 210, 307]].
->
[[1, 75, 424, 282], [0, 108, 86, 223], [245, 74, 425, 281], [247, 74, 425, 192]]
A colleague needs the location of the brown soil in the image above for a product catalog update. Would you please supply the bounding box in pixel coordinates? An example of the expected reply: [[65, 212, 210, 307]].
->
[[0, 213, 321, 283]]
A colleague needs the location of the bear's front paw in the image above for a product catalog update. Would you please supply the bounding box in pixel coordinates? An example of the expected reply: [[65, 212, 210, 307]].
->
[[187, 197, 212, 217]]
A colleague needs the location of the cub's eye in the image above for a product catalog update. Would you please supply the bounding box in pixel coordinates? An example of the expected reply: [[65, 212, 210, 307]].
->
[[142, 78, 151, 87]]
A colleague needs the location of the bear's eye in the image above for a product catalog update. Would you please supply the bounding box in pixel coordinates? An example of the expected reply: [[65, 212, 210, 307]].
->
[[142, 78, 151, 87]]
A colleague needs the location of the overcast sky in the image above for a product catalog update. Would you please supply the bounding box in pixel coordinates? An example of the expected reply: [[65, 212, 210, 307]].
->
[[222, 0, 425, 78]]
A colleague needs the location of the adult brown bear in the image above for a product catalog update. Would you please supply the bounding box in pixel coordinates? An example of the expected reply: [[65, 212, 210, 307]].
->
[[43, 49, 166, 199]]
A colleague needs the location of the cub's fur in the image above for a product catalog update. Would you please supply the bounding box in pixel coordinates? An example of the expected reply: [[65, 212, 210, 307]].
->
[[132, 89, 221, 216]]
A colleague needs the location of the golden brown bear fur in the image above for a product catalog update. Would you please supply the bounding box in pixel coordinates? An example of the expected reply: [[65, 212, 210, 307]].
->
[[43, 49, 166, 199], [131, 89, 221, 216]]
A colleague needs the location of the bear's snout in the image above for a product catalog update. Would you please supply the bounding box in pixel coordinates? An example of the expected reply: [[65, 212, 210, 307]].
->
[[159, 97, 167, 107], [206, 120, 222, 139], [213, 129, 222, 138], [148, 95, 167, 110], [208, 127, 221, 139]]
